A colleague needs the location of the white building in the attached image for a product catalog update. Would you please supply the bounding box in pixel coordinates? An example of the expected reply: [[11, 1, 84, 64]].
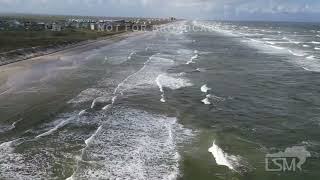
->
[[90, 23, 95, 30], [52, 23, 61, 31]]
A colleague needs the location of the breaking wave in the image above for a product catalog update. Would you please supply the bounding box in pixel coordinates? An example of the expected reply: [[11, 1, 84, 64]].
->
[[208, 141, 245, 173], [67, 107, 193, 180]]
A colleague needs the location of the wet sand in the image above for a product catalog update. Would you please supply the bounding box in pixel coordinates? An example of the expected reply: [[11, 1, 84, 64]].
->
[[0, 32, 140, 92]]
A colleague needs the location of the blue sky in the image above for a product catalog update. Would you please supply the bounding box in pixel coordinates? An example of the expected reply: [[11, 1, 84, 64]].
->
[[0, 0, 319, 22]]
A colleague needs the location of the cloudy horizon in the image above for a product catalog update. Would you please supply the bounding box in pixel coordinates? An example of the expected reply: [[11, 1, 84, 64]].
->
[[0, 0, 320, 22]]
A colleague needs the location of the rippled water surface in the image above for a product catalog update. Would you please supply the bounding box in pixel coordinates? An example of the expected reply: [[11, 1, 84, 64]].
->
[[1, 21, 320, 180]]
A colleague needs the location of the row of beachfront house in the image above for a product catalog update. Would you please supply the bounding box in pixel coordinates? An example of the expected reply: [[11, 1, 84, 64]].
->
[[0, 20, 65, 31], [0, 18, 173, 32]]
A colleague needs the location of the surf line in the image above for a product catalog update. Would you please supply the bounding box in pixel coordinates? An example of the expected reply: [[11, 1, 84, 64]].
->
[[35, 116, 76, 139], [88, 54, 153, 112], [39, 54, 154, 178], [201, 84, 212, 105], [101, 55, 152, 110], [66, 125, 103, 180], [92, 52, 148, 110], [186, 50, 199, 65], [208, 141, 239, 171], [127, 51, 136, 60], [156, 74, 166, 103], [0, 89, 10, 96], [67, 54, 155, 180]]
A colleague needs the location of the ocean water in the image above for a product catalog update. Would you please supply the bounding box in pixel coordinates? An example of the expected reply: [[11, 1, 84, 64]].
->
[[0, 21, 320, 180]]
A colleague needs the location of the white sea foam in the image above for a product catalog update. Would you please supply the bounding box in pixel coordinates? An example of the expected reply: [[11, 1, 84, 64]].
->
[[78, 109, 87, 116], [84, 125, 103, 147], [100, 55, 153, 109], [265, 41, 276, 45], [186, 52, 199, 64], [156, 73, 193, 101], [262, 38, 275, 40], [102, 104, 112, 110], [302, 67, 311, 71], [127, 51, 136, 60], [112, 56, 154, 95], [66, 125, 104, 180], [249, 38, 260, 43], [92, 53, 190, 107], [90, 98, 98, 109], [67, 49, 194, 177], [306, 55, 316, 60], [1, 28, 197, 179], [70, 53, 150, 109], [36, 116, 74, 138], [208, 141, 241, 171], [156, 74, 166, 103], [66, 175, 74, 180], [196, 68, 206, 72], [202, 94, 226, 105], [191, 54, 198, 60], [0, 89, 10, 96], [0, 139, 47, 179], [208, 94, 226, 101], [157, 74, 193, 90], [288, 50, 306, 57], [186, 60, 194, 65], [268, 45, 285, 50], [91, 96, 112, 109], [194, 21, 320, 72], [9, 118, 23, 130], [0, 140, 17, 153], [201, 97, 211, 105], [0, 139, 22, 159], [281, 38, 301, 45], [67, 107, 193, 179], [311, 41, 320, 44], [240, 38, 289, 54], [315, 47, 320, 50], [201, 84, 211, 93]]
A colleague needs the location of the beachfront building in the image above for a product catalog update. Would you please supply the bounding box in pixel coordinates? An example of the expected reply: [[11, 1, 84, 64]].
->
[[37, 22, 46, 30], [90, 23, 95, 30], [79, 22, 89, 29], [52, 23, 62, 31], [24, 21, 46, 31], [67, 22, 80, 29]]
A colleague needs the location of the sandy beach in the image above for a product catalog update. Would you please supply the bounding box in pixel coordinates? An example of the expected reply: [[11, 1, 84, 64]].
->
[[0, 31, 140, 89]]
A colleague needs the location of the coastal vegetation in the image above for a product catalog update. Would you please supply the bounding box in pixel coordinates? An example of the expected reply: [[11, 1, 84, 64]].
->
[[0, 29, 121, 53]]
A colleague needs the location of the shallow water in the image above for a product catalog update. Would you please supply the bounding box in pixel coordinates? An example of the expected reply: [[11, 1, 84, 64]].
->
[[1, 21, 320, 180]]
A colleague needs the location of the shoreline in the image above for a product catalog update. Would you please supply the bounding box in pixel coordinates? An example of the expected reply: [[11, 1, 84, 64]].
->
[[0, 31, 136, 67]]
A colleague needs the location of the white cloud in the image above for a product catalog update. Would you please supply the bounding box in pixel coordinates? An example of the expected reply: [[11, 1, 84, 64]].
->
[[0, 0, 319, 20]]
